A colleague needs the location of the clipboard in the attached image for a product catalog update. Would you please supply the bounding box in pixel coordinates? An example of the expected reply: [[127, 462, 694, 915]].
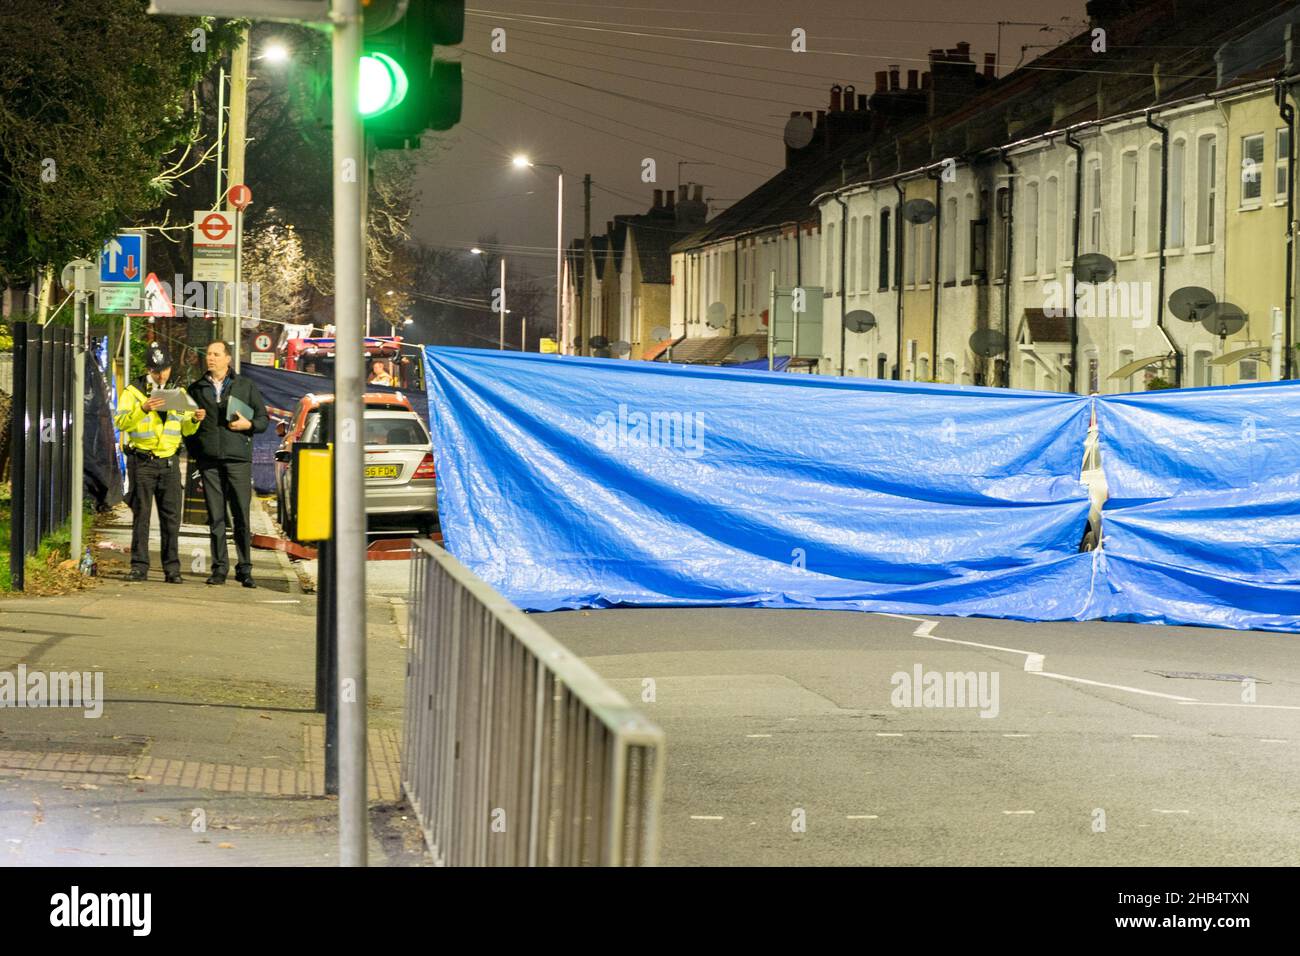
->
[[152, 388, 198, 412]]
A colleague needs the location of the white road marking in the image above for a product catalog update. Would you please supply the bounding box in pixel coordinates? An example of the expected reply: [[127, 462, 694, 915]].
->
[[878, 612, 934, 624], [1002, 733, 1030, 738], [847, 815, 879, 819], [1152, 809, 1190, 814], [1033, 672, 1198, 702], [1259, 738, 1288, 743], [1178, 701, 1300, 711], [876, 732, 904, 737], [898, 615, 1204, 703], [1131, 734, 1161, 738], [258, 599, 301, 604], [1002, 810, 1035, 815], [745, 734, 772, 738], [690, 815, 724, 821]]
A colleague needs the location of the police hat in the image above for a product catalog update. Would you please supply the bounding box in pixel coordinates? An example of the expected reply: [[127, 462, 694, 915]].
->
[[145, 344, 173, 372]]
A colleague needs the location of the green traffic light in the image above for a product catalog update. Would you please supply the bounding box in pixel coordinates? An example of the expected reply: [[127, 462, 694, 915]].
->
[[359, 52, 409, 117]]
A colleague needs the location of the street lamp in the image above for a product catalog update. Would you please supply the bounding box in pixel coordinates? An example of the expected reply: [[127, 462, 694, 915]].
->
[[512, 155, 565, 355], [261, 42, 290, 64]]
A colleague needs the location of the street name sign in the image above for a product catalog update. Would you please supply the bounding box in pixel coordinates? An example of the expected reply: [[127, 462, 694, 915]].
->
[[147, 1, 329, 22]]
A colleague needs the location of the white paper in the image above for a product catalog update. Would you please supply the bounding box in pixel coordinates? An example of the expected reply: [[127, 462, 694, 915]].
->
[[152, 388, 198, 412]]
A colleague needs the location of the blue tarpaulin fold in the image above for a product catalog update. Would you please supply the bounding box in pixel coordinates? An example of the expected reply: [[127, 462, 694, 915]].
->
[[1085, 382, 1300, 632], [423, 347, 1095, 618]]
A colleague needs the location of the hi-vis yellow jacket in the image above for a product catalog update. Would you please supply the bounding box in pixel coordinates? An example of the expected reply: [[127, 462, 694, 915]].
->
[[114, 376, 200, 458]]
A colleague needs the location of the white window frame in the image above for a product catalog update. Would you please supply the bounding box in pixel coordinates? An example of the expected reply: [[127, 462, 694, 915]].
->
[[1277, 127, 1291, 202], [1042, 176, 1058, 278], [1169, 138, 1186, 249], [1241, 133, 1264, 207], [1196, 133, 1216, 248], [1120, 150, 1138, 256]]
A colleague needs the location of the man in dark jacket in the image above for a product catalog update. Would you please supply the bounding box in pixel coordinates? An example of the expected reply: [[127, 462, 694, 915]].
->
[[187, 341, 269, 587]]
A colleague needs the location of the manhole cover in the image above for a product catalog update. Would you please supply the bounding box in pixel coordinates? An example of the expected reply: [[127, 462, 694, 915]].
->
[[1146, 670, 1268, 683]]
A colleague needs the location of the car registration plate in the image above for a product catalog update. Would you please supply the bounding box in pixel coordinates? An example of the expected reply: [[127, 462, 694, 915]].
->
[[364, 464, 400, 479]]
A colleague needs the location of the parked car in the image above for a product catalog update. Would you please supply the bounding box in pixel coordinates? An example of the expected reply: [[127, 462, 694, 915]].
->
[[274, 391, 439, 537]]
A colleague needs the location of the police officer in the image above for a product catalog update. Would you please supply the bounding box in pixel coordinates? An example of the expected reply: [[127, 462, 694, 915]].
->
[[113, 344, 201, 583]]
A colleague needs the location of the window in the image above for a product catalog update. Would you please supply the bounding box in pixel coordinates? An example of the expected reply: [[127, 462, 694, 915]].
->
[[847, 217, 857, 293], [1277, 128, 1291, 201], [1043, 178, 1058, 274], [877, 353, 888, 379], [1196, 134, 1216, 246], [943, 356, 956, 383], [1193, 348, 1212, 387], [1120, 151, 1138, 255], [1170, 139, 1186, 247], [1023, 181, 1039, 276], [919, 220, 933, 284], [1240, 357, 1259, 382], [1242, 133, 1264, 205], [860, 215, 871, 292], [1065, 158, 1078, 252], [970, 206, 988, 279], [961, 193, 975, 278], [994, 187, 1010, 279], [918, 356, 929, 380], [1086, 159, 1102, 253], [1146, 144, 1162, 252], [942, 197, 958, 282], [824, 222, 835, 292], [879, 209, 892, 290], [905, 220, 917, 286], [1022, 358, 1037, 391]]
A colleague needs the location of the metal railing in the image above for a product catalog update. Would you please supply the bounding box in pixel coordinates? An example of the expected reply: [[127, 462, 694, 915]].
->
[[403, 539, 665, 866]]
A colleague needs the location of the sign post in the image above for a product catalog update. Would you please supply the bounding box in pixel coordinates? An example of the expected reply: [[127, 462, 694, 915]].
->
[[96, 230, 147, 314], [228, 184, 252, 372], [61, 258, 95, 562]]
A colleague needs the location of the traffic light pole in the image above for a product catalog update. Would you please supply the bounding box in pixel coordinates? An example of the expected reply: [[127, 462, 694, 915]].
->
[[332, 0, 368, 868]]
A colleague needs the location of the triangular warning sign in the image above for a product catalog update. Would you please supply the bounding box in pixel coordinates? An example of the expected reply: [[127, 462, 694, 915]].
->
[[130, 272, 175, 318]]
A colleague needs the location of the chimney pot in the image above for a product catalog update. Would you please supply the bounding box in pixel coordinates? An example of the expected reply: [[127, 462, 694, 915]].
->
[[955, 41, 971, 59], [875, 70, 888, 92], [889, 65, 900, 90], [653, 188, 663, 208], [694, 184, 703, 202], [984, 52, 996, 78], [922, 71, 931, 90], [830, 84, 842, 111], [907, 69, 918, 89], [844, 84, 855, 110], [858, 93, 868, 110], [666, 189, 675, 208]]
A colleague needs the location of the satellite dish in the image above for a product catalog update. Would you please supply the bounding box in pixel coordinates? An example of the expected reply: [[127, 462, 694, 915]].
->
[[1201, 303, 1246, 338], [969, 328, 1008, 358], [651, 326, 671, 343], [589, 335, 610, 350], [1168, 286, 1217, 323], [611, 340, 631, 356], [901, 198, 936, 224], [1073, 252, 1116, 284], [705, 301, 728, 330], [844, 310, 877, 333], [573, 335, 583, 349], [783, 114, 815, 150], [728, 343, 760, 363]]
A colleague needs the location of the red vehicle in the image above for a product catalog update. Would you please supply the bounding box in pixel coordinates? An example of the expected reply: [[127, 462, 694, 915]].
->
[[283, 335, 422, 390]]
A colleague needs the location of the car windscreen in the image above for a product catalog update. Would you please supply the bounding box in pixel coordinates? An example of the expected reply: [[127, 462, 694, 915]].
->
[[364, 414, 429, 447]]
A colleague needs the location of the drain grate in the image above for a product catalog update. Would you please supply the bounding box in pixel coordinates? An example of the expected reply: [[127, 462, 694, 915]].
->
[[1146, 670, 1268, 683]]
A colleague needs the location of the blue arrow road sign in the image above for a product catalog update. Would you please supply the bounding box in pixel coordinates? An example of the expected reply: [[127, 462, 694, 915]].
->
[[99, 232, 145, 284]]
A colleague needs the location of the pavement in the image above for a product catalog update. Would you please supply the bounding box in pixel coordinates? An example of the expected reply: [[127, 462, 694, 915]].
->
[[541, 607, 1300, 866], [0, 491, 428, 867]]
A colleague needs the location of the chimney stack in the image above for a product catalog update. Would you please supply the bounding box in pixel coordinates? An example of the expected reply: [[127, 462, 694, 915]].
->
[[843, 84, 856, 109], [955, 41, 971, 60], [907, 69, 918, 89], [653, 188, 663, 208], [875, 70, 888, 92], [889, 65, 900, 90], [666, 189, 675, 208], [984, 52, 996, 78], [830, 84, 842, 111], [858, 93, 868, 110], [694, 184, 703, 202]]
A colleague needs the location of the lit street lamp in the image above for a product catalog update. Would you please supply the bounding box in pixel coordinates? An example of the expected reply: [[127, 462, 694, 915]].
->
[[512, 155, 565, 354]]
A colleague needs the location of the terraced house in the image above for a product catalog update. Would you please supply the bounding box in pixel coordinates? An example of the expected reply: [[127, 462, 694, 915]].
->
[[661, 0, 1298, 391]]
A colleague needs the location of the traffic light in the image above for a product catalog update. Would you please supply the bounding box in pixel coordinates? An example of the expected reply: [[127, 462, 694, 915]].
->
[[363, 0, 463, 150]]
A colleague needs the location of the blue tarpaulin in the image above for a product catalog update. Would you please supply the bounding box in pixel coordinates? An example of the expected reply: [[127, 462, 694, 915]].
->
[[1085, 382, 1300, 632], [423, 347, 1095, 618]]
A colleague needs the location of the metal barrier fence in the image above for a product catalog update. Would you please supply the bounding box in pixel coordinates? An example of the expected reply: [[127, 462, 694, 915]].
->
[[403, 539, 665, 866], [7, 322, 75, 591]]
